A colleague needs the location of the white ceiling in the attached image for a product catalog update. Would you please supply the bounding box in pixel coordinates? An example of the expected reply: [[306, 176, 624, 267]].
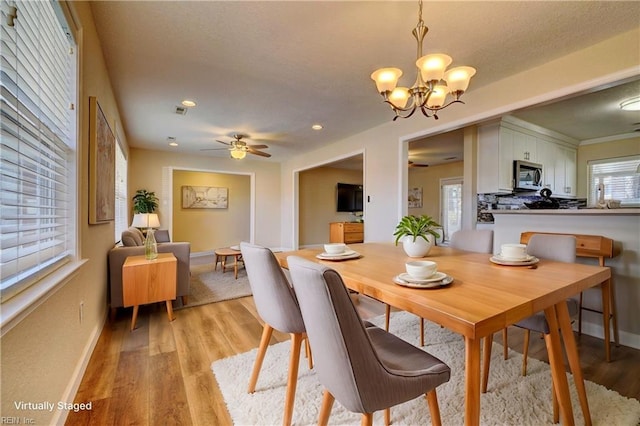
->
[[90, 1, 640, 163]]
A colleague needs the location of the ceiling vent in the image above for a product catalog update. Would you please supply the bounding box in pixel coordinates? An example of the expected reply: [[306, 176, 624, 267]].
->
[[174, 106, 188, 115]]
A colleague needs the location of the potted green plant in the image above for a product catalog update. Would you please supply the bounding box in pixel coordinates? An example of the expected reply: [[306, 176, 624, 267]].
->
[[132, 189, 158, 213], [393, 214, 441, 257]]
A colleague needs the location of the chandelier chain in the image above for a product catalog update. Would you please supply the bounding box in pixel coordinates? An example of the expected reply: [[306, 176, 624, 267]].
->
[[417, 0, 424, 26]]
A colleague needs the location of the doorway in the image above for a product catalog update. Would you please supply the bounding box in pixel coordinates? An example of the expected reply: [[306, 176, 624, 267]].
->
[[440, 177, 463, 243]]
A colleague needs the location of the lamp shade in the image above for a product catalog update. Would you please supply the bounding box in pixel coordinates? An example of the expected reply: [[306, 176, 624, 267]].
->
[[371, 68, 403, 93], [426, 85, 448, 108], [389, 87, 411, 109], [416, 53, 452, 82], [230, 148, 246, 159], [131, 213, 160, 228], [444, 66, 476, 93]]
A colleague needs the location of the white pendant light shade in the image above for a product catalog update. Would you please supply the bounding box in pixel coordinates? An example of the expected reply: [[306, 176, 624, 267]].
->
[[444, 66, 476, 93], [371, 68, 403, 93], [416, 53, 452, 82], [389, 87, 411, 108], [426, 85, 448, 108]]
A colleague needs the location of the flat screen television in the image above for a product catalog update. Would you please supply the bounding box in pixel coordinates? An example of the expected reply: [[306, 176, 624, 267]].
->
[[336, 183, 363, 212]]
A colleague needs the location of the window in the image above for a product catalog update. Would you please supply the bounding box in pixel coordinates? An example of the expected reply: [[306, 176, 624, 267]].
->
[[440, 178, 462, 242], [0, 0, 77, 303], [588, 156, 640, 208], [114, 140, 128, 242]]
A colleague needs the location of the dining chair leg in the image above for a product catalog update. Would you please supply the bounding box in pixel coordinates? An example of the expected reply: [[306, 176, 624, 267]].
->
[[283, 333, 303, 426], [502, 328, 509, 359], [304, 335, 313, 369], [248, 324, 274, 393], [383, 408, 390, 426], [360, 413, 374, 426], [522, 329, 531, 376], [420, 318, 425, 346], [318, 390, 334, 426], [385, 304, 390, 331], [481, 336, 492, 394], [552, 381, 559, 423], [426, 390, 442, 426]]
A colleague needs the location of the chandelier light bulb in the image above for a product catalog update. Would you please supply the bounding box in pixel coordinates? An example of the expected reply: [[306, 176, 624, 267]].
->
[[389, 87, 411, 108], [416, 54, 452, 82], [426, 85, 448, 108], [371, 68, 403, 93]]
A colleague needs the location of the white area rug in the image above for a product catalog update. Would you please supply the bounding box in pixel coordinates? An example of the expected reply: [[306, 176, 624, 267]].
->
[[212, 311, 640, 425], [173, 262, 251, 310]]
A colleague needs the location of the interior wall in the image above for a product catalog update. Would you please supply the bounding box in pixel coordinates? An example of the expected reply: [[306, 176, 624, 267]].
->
[[172, 170, 250, 252], [576, 136, 640, 198], [1, 2, 127, 424], [408, 161, 464, 222], [128, 148, 281, 249], [299, 167, 363, 246]]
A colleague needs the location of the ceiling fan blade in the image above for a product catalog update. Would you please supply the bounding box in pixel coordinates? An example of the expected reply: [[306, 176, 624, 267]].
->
[[200, 147, 230, 151], [247, 148, 271, 158], [216, 139, 231, 146], [247, 144, 269, 150]]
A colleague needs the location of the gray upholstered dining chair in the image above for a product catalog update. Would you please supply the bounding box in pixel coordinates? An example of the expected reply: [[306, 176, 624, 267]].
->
[[287, 256, 451, 426], [240, 242, 311, 426], [481, 234, 582, 422]]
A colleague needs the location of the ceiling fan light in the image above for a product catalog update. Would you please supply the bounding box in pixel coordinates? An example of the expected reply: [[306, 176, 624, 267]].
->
[[426, 85, 448, 108], [416, 54, 452, 82], [444, 66, 476, 93], [371, 68, 403, 93], [620, 96, 640, 111], [389, 87, 411, 108], [230, 149, 246, 160]]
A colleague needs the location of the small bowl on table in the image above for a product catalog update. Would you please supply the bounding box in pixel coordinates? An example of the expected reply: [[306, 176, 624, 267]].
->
[[324, 243, 347, 255], [405, 260, 437, 280]]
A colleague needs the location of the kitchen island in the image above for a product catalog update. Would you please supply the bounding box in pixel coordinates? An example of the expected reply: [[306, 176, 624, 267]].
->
[[490, 208, 640, 350]]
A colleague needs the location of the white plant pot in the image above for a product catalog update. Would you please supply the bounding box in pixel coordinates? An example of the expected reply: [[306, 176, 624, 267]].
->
[[402, 235, 434, 258]]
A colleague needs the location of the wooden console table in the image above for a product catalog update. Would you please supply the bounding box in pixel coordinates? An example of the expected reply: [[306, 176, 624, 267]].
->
[[122, 253, 177, 331], [329, 222, 364, 244]]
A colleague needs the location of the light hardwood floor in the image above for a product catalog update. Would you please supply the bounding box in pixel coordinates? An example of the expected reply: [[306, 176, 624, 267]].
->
[[66, 295, 640, 425]]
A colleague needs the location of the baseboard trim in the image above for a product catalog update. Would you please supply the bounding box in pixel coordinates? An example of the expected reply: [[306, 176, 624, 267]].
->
[[51, 313, 106, 425]]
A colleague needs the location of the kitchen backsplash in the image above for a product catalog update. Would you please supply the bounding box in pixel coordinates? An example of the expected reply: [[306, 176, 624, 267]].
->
[[477, 193, 587, 223]]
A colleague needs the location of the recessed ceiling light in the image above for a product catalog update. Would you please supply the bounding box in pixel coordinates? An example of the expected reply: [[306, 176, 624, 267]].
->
[[312, 124, 323, 130], [169, 142, 179, 147], [181, 99, 197, 107], [167, 137, 178, 147], [620, 96, 640, 111]]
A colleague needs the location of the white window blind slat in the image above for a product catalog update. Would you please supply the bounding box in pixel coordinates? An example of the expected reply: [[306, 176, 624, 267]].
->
[[588, 156, 640, 207]]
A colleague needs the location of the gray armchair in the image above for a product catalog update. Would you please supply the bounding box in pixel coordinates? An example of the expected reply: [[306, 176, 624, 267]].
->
[[108, 227, 191, 319]]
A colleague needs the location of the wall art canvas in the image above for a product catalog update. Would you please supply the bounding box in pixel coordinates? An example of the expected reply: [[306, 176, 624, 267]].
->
[[89, 96, 115, 223], [182, 186, 228, 209], [408, 187, 423, 208]]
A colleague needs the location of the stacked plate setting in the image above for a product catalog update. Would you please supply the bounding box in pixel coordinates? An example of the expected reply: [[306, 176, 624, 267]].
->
[[316, 244, 361, 261], [490, 243, 539, 266], [393, 261, 453, 289]]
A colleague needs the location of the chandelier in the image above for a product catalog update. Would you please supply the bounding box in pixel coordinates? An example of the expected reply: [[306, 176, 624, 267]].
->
[[371, 0, 476, 121]]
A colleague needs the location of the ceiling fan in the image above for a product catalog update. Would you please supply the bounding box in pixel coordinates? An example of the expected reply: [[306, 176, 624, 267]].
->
[[408, 160, 429, 168], [201, 134, 271, 159]]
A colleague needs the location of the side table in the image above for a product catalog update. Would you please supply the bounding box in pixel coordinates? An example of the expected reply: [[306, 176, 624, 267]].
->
[[123, 252, 177, 331], [214, 247, 244, 279]]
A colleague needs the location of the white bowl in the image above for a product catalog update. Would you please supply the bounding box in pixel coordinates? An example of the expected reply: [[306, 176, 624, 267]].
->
[[324, 243, 346, 254], [500, 243, 527, 260], [405, 260, 437, 279]]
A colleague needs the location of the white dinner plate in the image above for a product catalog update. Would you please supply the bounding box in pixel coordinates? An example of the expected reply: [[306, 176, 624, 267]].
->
[[397, 271, 447, 284], [316, 251, 360, 261], [494, 253, 535, 262], [489, 256, 539, 266], [393, 274, 453, 289]]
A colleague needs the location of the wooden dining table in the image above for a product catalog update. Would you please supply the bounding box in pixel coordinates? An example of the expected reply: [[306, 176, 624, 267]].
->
[[275, 242, 611, 426]]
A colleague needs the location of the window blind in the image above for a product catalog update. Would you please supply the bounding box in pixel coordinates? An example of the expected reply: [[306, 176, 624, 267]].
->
[[0, 0, 75, 301], [588, 156, 640, 207]]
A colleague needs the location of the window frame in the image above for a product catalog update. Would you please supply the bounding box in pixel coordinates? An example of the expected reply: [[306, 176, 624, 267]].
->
[[587, 155, 640, 208]]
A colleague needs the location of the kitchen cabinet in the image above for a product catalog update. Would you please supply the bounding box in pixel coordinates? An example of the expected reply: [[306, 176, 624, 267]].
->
[[477, 117, 578, 195], [554, 145, 577, 196]]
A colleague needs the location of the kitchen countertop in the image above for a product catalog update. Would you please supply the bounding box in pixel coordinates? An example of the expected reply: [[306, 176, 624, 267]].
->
[[486, 208, 640, 215]]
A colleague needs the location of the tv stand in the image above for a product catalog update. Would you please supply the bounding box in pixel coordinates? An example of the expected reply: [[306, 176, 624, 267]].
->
[[329, 222, 364, 244]]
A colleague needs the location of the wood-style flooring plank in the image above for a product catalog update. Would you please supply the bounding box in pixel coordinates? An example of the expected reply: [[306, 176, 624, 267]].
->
[[184, 370, 232, 426], [149, 351, 193, 424], [149, 307, 177, 356], [109, 349, 150, 425]]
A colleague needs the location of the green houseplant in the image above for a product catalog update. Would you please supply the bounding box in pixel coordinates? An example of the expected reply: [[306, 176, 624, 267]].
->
[[132, 189, 158, 214], [394, 215, 441, 257]]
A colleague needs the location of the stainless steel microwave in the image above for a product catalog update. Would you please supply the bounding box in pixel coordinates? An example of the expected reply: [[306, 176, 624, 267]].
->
[[513, 160, 543, 191]]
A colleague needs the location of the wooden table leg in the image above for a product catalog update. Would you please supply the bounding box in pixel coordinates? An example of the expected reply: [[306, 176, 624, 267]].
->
[[234, 254, 239, 279], [544, 304, 575, 426], [557, 301, 591, 425], [464, 336, 481, 426], [165, 300, 175, 322], [131, 305, 139, 331]]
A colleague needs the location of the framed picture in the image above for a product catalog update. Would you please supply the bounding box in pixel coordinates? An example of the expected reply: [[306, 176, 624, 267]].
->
[[408, 187, 423, 208], [182, 186, 228, 209], [89, 96, 115, 224]]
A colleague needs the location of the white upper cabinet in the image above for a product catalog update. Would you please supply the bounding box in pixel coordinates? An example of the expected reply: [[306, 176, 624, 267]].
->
[[477, 116, 578, 196]]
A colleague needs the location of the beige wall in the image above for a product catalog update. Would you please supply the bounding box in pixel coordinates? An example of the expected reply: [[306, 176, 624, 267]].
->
[[128, 148, 282, 249], [173, 170, 251, 252], [1, 2, 126, 423], [408, 162, 464, 222], [577, 136, 640, 198], [299, 167, 363, 246]]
